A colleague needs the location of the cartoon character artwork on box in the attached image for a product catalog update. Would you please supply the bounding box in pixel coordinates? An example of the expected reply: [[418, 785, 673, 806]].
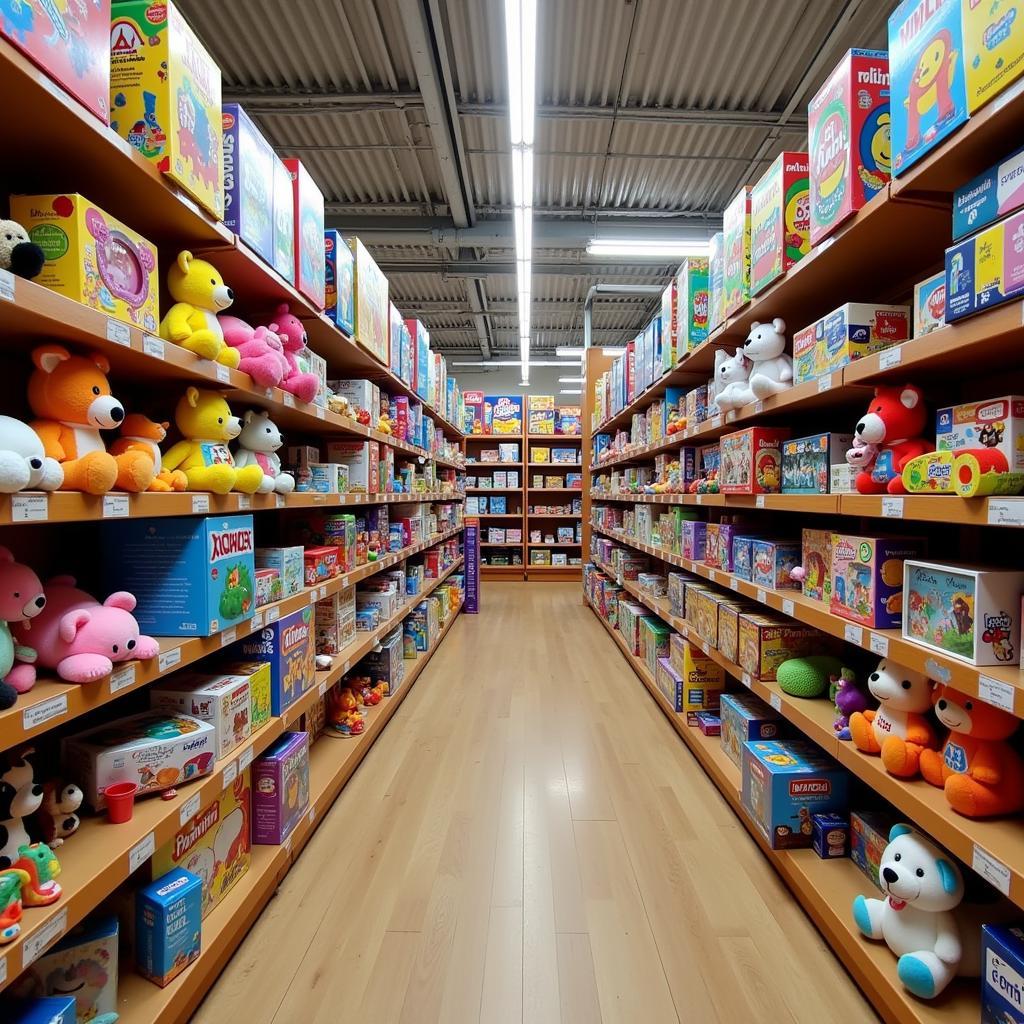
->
[[723, 187, 752, 317], [252, 731, 309, 844], [486, 395, 523, 435], [271, 156, 294, 284], [830, 534, 924, 629], [237, 607, 314, 715], [221, 104, 274, 265], [750, 152, 809, 294], [963, 0, 1024, 112], [798, 528, 833, 604], [324, 229, 355, 335]]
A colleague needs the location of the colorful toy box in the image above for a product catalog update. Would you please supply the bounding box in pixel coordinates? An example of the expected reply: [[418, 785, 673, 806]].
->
[[218, 660, 272, 734], [936, 393, 1024, 470], [740, 739, 849, 850], [750, 151, 810, 294], [808, 49, 890, 245], [136, 868, 202, 987], [947, 205, 1024, 321], [8, 998, 77, 1024], [723, 186, 753, 317], [282, 159, 325, 309], [708, 231, 726, 332], [316, 588, 356, 656], [330, 440, 380, 493], [254, 568, 280, 607], [221, 104, 274, 265], [751, 539, 801, 590], [660, 280, 678, 370], [350, 237, 390, 365], [720, 426, 790, 494], [801, 528, 833, 604], [676, 257, 710, 351], [902, 560, 1024, 665], [830, 533, 925, 629], [914, 272, 946, 336], [486, 395, 523, 434], [65, 711, 215, 809], [982, 925, 1024, 1024], [888, 0, 968, 174], [819, 302, 910, 375], [661, 639, 725, 719], [738, 613, 820, 681], [304, 545, 339, 586], [11, 193, 159, 331], [717, 599, 754, 662], [110, 0, 223, 218], [792, 323, 819, 385], [236, 607, 315, 716], [964, 0, 1024, 112], [953, 142, 1024, 241], [681, 520, 707, 561], [252, 731, 310, 844], [407, 318, 430, 400], [811, 812, 850, 859], [272, 156, 295, 283], [850, 809, 898, 889], [255, 545, 304, 598], [731, 535, 758, 582], [720, 693, 784, 767], [109, 515, 255, 636], [150, 671, 251, 760], [782, 432, 854, 494], [528, 394, 556, 434], [324, 229, 355, 334], [153, 769, 251, 917]]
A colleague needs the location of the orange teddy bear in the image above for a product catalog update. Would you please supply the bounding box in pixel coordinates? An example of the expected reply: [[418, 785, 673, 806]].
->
[[920, 684, 1024, 818], [110, 415, 188, 493], [28, 346, 155, 495]]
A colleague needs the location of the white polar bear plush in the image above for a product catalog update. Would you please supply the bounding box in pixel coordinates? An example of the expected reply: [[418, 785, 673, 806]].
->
[[853, 824, 976, 999], [744, 318, 793, 399], [0, 415, 63, 493], [233, 409, 295, 495], [713, 348, 754, 413]]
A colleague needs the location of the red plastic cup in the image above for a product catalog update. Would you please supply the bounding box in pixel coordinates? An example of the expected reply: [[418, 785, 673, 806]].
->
[[104, 782, 139, 823]]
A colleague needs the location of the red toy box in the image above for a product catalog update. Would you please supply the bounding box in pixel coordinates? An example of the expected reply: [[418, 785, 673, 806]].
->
[[720, 427, 790, 494]]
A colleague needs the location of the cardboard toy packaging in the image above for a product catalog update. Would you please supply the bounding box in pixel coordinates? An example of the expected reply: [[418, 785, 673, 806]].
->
[[708, 231, 726, 331], [750, 152, 809, 293], [222, 104, 275, 265], [272, 156, 295, 283], [677, 257, 710, 352], [252, 731, 310, 844], [325, 229, 356, 333], [350, 237, 390, 364], [723, 186, 753, 317], [136, 868, 202, 987], [282, 159, 325, 309], [964, 0, 1024, 112]]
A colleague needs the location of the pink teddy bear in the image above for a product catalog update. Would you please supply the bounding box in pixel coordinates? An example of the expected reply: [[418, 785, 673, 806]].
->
[[0, 547, 47, 708], [13, 577, 159, 683], [267, 303, 320, 404], [218, 315, 288, 389]]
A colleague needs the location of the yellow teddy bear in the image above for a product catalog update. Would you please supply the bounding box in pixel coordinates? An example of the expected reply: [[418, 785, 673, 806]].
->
[[162, 387, 264, 494], [159, 251, 241, 368]]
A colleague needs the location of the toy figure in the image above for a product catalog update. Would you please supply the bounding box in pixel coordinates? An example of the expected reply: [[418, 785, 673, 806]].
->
[[0, 548, 46, 708], [0, 867, 30, 942], [847, 385, 931, 495], [830, 667, 872, 740], [233, 409, 295, 495], [265, 303, 320, 404], [31, 780, 84, 848], [744, 318, 793, 399], [0, 219, 44, 279], [712, 348, 754, 412], [110, 414, 187, 492], [159, 251, 239, 367], [10, 842, 62, 906], [0, 748, 44, 868], [325, 687, 365, 737], [219, 315, 288, 389]]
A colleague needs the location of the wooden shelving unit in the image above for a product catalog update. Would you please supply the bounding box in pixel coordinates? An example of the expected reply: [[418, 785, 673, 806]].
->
[[465, 433, 526, 579], [524, 432, 584, 580]]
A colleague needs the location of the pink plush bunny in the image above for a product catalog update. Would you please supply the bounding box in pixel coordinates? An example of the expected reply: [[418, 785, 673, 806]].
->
[[218, 315, 288, 389], [267, 303, 320, 404], [13, 577, 159, 683]]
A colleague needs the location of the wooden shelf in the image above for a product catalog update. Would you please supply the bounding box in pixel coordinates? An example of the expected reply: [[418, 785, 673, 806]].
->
[[466, 487, 522, 493], [526, 434, 582, 440], [476, 513, 522, 519], [528, 542, 580, 548], [528, 512, 581, 518], [527, 462, 582, 468], [466, 433, 524, 440], [529, 487, 582, 493], [479, 541, 524, 548]]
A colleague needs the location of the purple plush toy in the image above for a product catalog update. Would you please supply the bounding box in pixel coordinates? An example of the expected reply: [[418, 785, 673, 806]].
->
[[830, 668, 872, 740]]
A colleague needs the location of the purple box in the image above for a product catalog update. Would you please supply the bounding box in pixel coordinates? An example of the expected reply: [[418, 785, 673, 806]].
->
[[252, 732, 309, 844], [233, 607, 314, 715], [222, 104, 275, 266], [681, 520, 707, 561]]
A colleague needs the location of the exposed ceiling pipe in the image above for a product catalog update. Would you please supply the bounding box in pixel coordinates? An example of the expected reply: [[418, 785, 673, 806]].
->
[[584, 284, 664, 350]]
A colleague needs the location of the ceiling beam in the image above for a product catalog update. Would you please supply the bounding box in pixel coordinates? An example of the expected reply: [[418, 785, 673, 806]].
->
[[402, 299, 654, 314], [465, 279, 493, 358], [326, 206, 720, 225], [381, 261, 675, 278]]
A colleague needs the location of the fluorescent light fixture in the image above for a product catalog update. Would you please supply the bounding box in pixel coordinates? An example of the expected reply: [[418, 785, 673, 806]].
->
[[504, 0, 537, 147], [451, 360, 577, 367], [602, 346, 626, 355], [511, 147, 534, 208], [558, 376, 585, 383], [517, 379, 531, 387], [555, 346, 585, 357], [559, 388, 583, 395], [586, 239, 711, 258]]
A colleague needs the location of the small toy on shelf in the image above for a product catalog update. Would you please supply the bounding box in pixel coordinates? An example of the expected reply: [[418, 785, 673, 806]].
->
[[776, 655, 844, 698], [847, 385, 931, 495], [8, 843, 62, 906], [0, 416, 63, 495], [830, 667, 872, 740], [30, 780, 83, 848], [233, 410, 295, 495], [712, 348, 754, 413], [0, 220, 44, 279], [218, 315, 288, 389], [159, 252, 239, 367], [0, 549, 46, 707], [0, 867, 30, 943], [743, 318, 793, 399], [0, 748, 44, 867], [265, 304, 320, 404], [110, 415, 188, 493], [325, 687, 365, 737]]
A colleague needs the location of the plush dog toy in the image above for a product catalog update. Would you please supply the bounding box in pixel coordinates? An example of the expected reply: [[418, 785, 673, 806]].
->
[[919, 683, 1024, 817], [0, 220, 44, 280], [233, 409, 295, 494], [160, 251, 240, 368], [0, 549, 46, 709], [110, 414, 188, 492], [0, 415, 63, 494]]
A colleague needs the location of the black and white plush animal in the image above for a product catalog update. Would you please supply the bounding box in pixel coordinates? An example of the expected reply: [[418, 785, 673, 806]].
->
[[0, 220, 44, 280], [0, 747, 44, 868]]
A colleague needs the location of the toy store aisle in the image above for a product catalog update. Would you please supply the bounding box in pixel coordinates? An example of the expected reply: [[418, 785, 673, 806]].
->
[[194, 583, 873, 1024]]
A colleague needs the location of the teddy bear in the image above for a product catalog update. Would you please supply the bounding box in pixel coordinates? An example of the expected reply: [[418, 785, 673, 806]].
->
[[162, 387, 266, 494], [266, 303, 320, 404], [28, 345, 155, 494], [159, 251, 241, 368], [919, 683, 1024, 817], [219, 315, 288, 389], [0, 548, 46, 709], [0, 415, 63, 494], [29, 779, 83, 848], [848, 385, 931, 495], [0, 748, 43, 869], [743, 318, 793, 399], [233, 409, 295, 494], [712, 348, 754, 413], [12, 577, 159, 684], [849, 658, 939, 777], [0, 219, 44, 280], [110, 414, 188, 492]]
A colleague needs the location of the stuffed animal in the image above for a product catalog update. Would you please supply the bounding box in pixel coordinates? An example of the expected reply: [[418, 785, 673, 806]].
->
[[830, 667, 872, 740], [845, 434, 879, 470], [233, 409, 295, 494], [849, 658, 939, 777], [848, 385, 931, 495], [219, 315, 288, 388], [0, 220, 44, 279], [30, 780, 83, 847], [919, 684, 1024, 817], [28, 345, 155, 494], [853, 824, 974, 999], [159, 251, 240, 368], [0, 748, 43, 869], [0, 415, 63, 494], [12, 578, 159, 684], [743, 318, 793, 399], [776, 655, 844, 698], [267, 303, 320, 404], [110, 415, 187, 492], [0, 868, 30, 944], [712, 348, 754, 412], [163, 387, 266, 494], [0, 549, 47, 709]]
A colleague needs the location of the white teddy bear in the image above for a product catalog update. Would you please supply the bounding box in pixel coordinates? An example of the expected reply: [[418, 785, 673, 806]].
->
[[712, 348, 754, 413], [744, 317, 793, 399], [0, 415, 63, 493], [233, 409, 295, 495]]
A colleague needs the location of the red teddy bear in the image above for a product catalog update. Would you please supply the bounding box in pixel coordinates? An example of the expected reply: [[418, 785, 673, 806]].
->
[[848, 384, 931, 495]]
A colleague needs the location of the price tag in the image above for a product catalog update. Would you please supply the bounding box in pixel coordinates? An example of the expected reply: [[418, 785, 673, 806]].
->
[[769, 692, 782, 712], [267, 606, 280, 623], [696, 494, 703, 504], [756, 588, 767, 604], [308, 806, 316, 824], [881, 496, 903, 518], [252, 611, 264, 630], [316, 405, 325, 419], [284, 836, 293, 855], [215, 364, 230, 383], [782, 599, 795, 618], [742, 672, 752, 688], [22, 694, 67, 730], [238, 494, 251, 510], [102, 495, 129, 518], [979, 675, 1016, 713], [708, 569, 717, 581], [754, 400, 764, 414], [309, 589, 318, 604], [239, 746, 254, 772], [110, 664, 137, 694], [844, 623, 864, 645], [22, 908, 67, 968], [192, 494, 210, 514], [319, 586, 328, 600], [879, 346, 902, 370], [972, 846, 1011, 896], [0, 268, 15, 302], [869, 633, 890, 657], [128, 832, 155, 872], [10, 494, 48, 522], [276, 495, 286, 508], [158, 647, 182, 672], [987, 499, 1024, 527], [106, 318, 131, 346], [729, 577, 739, 591], [817, 374, 832, 393], [755, 494, 765, 508], [283, 392, 295, 407], [711, 415, 722, 429], [343, 659, 351, 674], [220, 627, 237, 648], [222, 761, 238, 789], [179, 792, 202, 826], [143, 335, 164, 359], [318, 681, 327, 697]]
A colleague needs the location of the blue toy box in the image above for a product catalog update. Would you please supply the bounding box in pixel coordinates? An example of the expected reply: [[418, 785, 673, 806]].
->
[[719, 692, 784, 767], [954, 142, 1024, 241], [945, 207, 1024, 321], [233, 606, 315, 715], [811, 812, 850, 858], [888, 0, 968, 176], [983, 925, 1024, 1023], [222, 104, 275, 266], [9, 999, 77, 1024], [108, 515, 255, 636], [325, 229, 355, 334], [740, 739, 849, 849], [136, 868, 202, 988]]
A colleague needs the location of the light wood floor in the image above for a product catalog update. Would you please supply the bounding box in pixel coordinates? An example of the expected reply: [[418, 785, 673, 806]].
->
[[195, 583, 876, 1024]]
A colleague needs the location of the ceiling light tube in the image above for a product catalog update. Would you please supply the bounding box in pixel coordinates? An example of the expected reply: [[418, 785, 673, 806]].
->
[[558, 376, 585, 383], [602, 346, 626, 355], [555, 346, 584, 357], [512, 147, 534, 208], [504, 0, 536, 147], [559, 388, 583, 395], [586, 239, 710, 258]]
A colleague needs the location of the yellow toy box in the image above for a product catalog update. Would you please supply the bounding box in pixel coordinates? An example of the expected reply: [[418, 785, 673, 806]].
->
[[11, 193, 159, 331], [964, 0, 1024, 112], [110, 1, 224, 219]]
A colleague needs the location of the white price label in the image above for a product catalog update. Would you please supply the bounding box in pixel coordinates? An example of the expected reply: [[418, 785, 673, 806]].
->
[[869, 633, 890, 657], [844, 623, 864, 645], [979, 675, 1016, 713], [754, 400, 764, 414], [817, 375, 832, 394], [267, 606, 280, 623], [769, 692, 783, 711], [252, 611, 264, 629], [222, 761, 238, 789], [158, 647, 182, 672], [179, 792, 202, 826], [192, 494, 210, 514], [102, 495, 129, 518], [782, 599, 795, 617], [742, 672, 752, 688], [319, 586, 327, 599], [318, 681, 327, 697], [729, 577, 740, 591], [220, 627, 237, 648], [972, 845, 1011, 895], [987, 499, 1024, 527], [215, 363, 230, 383], [879, 346, 902, 370], [881, 496, 904, 518], [310, 589, 319, 604], [109, 664, 137, 694], [696, 494, 703, 504], [238, 494, 251, 510], [22, 908, 67, 968], [756, 588, 767, 604], [343, 659, 351, 674], [22, 694, 68, 730], [711, 415, 722, 429], [106, 318, 131, 346], [143, 335, 164, 359], [316, 406, 325, 419], [708, 569, 717, 581], [755, 494, 765, 508], [276, 495, 286, 508], [0, 268, 15, 302], [239, 746, 254, 772], [10, 494, 48, 522], [283, 392, 295, 407], [128, 832, 155, 873]]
